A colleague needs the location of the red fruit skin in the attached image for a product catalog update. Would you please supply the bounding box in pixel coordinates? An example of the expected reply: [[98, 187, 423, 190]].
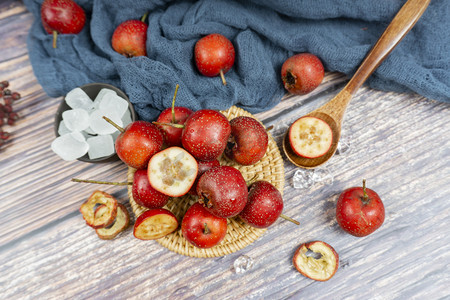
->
[[239, 181, 283, 228], [197, 166, 248, 218], [281, 53, 324, 95], [181, 109, 231, 161], [111, 19, 148, 57], [188, 159, 220, 195], [132, 169, 170, 209], [156, 106, 193, 147], [41, 0, 86, 34], [181, 202, 227, 248], [225, 116, 268, 165], [115, 121, 164, 169], [194, 33, 235, 77], [336, 186, 385, 237]]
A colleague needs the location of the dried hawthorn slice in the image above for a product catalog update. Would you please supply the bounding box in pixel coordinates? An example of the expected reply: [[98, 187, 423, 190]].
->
[[147, 146, 198, 197], [288, 116, 333, 158], [293, 241, 339, 281], [133, 208, 179, 240], [79, 190, 118, 229], [95, 203, 130, 240]]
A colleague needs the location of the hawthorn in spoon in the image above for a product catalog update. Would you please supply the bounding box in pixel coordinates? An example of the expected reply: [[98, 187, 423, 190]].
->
[[283, 0, 431, 169]]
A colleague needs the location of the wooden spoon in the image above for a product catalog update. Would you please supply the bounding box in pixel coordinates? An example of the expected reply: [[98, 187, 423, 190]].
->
[[283, 0, 431, 169]]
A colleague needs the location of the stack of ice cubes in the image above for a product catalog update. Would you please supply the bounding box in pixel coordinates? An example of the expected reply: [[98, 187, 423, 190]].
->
[[51, 87, 133, 161]]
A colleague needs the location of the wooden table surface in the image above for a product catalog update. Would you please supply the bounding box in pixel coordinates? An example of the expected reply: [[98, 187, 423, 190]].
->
[[1, 1, 449, 299]]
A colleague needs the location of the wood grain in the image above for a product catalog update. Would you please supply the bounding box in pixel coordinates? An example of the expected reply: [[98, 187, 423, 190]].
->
[[1, 1, 449, 299]]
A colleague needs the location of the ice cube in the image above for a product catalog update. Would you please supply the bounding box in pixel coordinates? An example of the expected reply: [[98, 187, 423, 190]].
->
[[62, 108, 90, 132], [65, 88, 94, 111], [86, 135, 115, 159], [121, 109, 132, 127], [51, 132, 89, 161], [58, 120, 71, 136], [89, 109, 123, 135], [111, 130, 121, 142], [98, 93, 129, 118], [93, 88, 117, 109]]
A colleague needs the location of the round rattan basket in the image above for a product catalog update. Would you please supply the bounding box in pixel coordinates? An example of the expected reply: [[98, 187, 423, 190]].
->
[[127, 106, 285, 257]]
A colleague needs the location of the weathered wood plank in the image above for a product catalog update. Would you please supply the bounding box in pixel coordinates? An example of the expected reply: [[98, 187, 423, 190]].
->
[[1, 1, 449, 299]]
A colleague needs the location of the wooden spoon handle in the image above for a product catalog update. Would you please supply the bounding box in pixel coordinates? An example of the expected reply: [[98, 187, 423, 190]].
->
[[345, 0, 431, 95]]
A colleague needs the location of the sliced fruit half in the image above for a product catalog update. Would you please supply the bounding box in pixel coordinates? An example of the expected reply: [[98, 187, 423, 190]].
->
[[288, 116, 333, 158], [79, 190, 118, 229], [95, 203, 130, 240], [147, 146, 198, 197], [293, 241, 339, 281], [133, 208, 179, 240]]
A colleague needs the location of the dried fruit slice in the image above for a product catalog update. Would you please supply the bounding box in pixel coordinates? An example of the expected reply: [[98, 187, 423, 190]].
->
[[95, 203, 130, 240], [147, 146, 198, 197], [133, 208, 179, 240], [79, 190, 118, 229], [288, 116, 333, 158], [293, 241, 339, 281]]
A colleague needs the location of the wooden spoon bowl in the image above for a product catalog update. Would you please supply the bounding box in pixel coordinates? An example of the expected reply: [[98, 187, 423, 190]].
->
[[283, 0, 431, 169]]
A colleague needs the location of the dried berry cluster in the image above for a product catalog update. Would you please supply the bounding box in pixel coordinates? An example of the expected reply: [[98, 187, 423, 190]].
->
[[0, 80, 21, 147]]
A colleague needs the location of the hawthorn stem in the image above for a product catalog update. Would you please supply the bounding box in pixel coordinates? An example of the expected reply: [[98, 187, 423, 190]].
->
[[245, 174, 260, 186], [71, 178, 131, 186], [203, 223, 210, 235], [219, 70, 227, 85], [52, 30, 58, 49], [153, 121, 184, 128], [266, 125, 274, 132], [141, 12, 149, 23], [103, 116, 125, 133], [171, 84, 180, 124], [280, 214, 300, 225], [362, 179, 368, 203]]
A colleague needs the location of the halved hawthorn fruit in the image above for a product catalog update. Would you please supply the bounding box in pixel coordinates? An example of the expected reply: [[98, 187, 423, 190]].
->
[[288, 116, 333, 158], [147, 146, 198, 197], [133, 208, 179, 240], [79, 190, 118, 229], [95, 203, 130, 240], [293, 241, 339, 281]]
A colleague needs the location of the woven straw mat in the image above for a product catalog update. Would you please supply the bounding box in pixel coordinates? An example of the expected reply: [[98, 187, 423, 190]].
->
[[127, 106, 285, 258]]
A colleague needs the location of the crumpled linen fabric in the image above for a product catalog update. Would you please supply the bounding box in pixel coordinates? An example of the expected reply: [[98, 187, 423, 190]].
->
[[24, 0, 450, 121]]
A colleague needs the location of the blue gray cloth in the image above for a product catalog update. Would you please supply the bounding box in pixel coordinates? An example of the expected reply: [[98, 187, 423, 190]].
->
[[24, 0, 450, 121]]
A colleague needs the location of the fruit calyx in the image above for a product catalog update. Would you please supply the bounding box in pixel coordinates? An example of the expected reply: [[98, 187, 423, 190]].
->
[[283, 70, 296, 88], [199, 193, 213, 208]]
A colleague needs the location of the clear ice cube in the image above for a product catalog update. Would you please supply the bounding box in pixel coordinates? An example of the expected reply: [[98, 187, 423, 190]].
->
[[93, 88, 117, 109], [89, 109, 123, 135], [51, 132, 89, 161], [293, 168, 334, 190], [65, 88, 94, 111], [233, 255, 254, 274], [121, 109, 132, 127], [62, 108, 90, 132], [58, 120, 71, 136], [86, 135, 115, 159], [98, 93, 129, 118]]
